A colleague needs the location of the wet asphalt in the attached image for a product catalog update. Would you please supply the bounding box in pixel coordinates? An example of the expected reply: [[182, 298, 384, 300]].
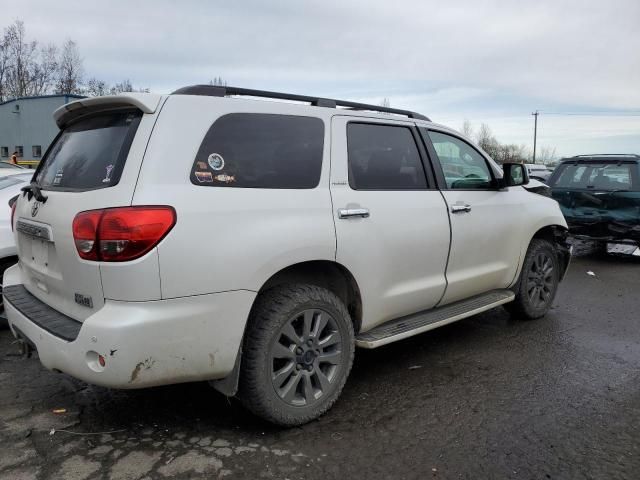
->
[[1, 249, 639, 479]]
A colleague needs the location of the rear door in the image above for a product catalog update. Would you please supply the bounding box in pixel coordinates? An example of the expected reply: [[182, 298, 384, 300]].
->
[[330, 117, 450, 331], [421, 129, 526, 305], [13, 107, 155, 321]]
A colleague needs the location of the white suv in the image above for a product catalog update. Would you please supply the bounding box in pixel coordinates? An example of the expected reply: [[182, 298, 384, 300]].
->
[[4, 86, 570, 426]]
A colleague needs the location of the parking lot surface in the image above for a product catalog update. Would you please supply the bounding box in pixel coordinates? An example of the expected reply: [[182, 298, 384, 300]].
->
[[1, 252, 639, 479]]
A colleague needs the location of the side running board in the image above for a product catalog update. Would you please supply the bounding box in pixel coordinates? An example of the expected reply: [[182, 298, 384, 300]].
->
[[356, 289, 515, 349]]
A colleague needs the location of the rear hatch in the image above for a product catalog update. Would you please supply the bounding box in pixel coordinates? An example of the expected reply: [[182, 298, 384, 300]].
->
[[549, 161, 640, 240], [13, 97, 161, 321]]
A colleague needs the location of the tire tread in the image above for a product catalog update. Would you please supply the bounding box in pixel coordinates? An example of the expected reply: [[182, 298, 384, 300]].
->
[[238, 284, 355, 426]]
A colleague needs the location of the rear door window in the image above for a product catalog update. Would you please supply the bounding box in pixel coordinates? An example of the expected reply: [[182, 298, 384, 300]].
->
[[190, 114, 324, 189], [347, 123, 428, 190], [35, 110, 142, 191]]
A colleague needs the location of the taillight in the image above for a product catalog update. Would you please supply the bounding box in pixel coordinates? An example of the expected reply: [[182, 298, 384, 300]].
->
[[72, 206, 176, 262], [72, 210, 102, 260]]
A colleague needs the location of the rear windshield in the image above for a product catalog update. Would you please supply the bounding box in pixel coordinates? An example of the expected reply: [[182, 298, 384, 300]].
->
[[36, 110, 142, 191], [551, 163, 637, 191]]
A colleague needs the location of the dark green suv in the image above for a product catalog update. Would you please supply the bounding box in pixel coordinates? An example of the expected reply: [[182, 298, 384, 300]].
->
[[548, 155, 640, 254]]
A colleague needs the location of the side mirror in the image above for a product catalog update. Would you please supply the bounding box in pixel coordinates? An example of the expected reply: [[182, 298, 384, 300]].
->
[[502, 163, 529, 187]]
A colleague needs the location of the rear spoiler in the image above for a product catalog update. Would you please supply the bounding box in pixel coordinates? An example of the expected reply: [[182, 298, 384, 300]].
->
[[53, 93, 164, 128]]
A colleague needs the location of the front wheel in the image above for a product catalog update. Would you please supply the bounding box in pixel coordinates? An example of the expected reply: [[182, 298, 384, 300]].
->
[[507, 239, 560, 319], [238, 284, 355, 426]]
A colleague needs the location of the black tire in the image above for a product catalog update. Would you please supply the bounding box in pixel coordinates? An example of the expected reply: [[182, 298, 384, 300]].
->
[[238, 284, 355, 426], [507, 239, 560, 320]]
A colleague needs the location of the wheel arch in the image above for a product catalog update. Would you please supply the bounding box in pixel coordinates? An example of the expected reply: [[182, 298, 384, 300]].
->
[[255, 260, 363, 334], [510, 224, 571, 290], [211, 260, 363, 397]]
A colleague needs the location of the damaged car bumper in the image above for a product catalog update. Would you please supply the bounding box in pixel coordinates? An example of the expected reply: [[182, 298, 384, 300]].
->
[[3, 264, 254, 389], [565, 217, 640, 246]]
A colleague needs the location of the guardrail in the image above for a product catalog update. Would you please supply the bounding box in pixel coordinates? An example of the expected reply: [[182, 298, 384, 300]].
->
[[16, 160, 39, 169]]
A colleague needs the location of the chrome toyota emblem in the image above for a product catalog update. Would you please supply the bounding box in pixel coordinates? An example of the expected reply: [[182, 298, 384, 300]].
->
[[31, 202, 39, 217]]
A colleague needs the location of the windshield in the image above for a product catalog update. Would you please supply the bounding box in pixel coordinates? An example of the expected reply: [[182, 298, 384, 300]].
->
[[551, 163, 637, 191], [35, 110, 141, 191]]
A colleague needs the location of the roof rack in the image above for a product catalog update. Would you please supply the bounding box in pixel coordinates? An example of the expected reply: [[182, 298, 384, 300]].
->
[[171, 85, 430, 121], [573, 154, 640, 158]]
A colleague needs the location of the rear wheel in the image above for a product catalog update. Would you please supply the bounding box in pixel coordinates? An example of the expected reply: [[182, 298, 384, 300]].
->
[[238, 284, 355, 426], [507, 239, 559, 319]]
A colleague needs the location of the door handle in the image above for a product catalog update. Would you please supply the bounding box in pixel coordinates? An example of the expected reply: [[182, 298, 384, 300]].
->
[[338, 208, 370, 219], [451, 203, 472, 214]]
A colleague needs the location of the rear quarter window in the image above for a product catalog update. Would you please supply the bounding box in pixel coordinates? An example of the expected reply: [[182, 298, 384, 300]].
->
[[190, 114, 324, 189], [35, 110, 142, 191]]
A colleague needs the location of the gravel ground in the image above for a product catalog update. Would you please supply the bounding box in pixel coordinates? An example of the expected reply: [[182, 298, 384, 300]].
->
[[1, 250, 639, 479]]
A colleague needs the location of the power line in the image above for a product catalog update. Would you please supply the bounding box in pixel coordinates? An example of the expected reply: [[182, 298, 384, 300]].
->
[[539, 111, 640, 116]]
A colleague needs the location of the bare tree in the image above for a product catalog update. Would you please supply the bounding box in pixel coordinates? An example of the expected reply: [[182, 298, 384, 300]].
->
[[460, 119, 474, 138], [536, 146, 557, 165], [4, 20, 38, 98], [84, 77, 108, 96], [0, 20, 151, 100], [31, 43, 58, 95], [379, 97, 390, 108], [497, 144, 529, 164], [475, 123, 501, 160], [209, 77, 227, 87], [56, 39, 83, 94], [109, 79, 133, 94], [0, 32, 9, 101]]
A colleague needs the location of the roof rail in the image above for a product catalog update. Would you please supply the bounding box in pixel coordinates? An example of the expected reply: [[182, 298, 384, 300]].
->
[[572, 154, 640, 158], [171, 85, 430, 121]]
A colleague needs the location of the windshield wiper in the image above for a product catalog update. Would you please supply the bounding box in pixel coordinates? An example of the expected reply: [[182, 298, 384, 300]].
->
[[607, 189, 629, 195], [21, 182, 48, 203]]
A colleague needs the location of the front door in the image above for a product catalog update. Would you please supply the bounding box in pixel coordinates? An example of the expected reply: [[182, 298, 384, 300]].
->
[[422, 129, 526, 305], [330, 117, 451, 331]]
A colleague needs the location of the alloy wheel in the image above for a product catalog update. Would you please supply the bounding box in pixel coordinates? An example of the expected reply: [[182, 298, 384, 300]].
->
[[270, 309, 343, 407], [526, 252, 555, 309]]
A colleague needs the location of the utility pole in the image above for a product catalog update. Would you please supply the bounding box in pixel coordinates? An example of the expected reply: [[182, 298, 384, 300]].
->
[[532, 110, 539, 164]]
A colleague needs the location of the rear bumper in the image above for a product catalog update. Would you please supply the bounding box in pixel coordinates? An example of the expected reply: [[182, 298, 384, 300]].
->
[[565, 218, 640, 244], [3, 264, 255, 389]]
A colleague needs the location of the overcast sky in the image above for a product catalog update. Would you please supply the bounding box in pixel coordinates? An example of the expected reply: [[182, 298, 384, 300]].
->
[[6, 0, 640, 158]]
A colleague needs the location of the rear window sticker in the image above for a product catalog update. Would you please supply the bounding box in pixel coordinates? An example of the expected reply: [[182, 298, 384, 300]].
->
[[214, 173, 235, 183], [197, 161, 208, 170], [102, 164, 114, 183], [53, 168, 64, 185], [208, 153, 225, 171], [195, 171, 214, 183]]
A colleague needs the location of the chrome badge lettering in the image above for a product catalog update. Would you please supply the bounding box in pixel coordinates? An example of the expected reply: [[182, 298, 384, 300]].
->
[[74, 293, 93, 309], [31, 202, 39, 217], [16, 221, 51, 241]]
